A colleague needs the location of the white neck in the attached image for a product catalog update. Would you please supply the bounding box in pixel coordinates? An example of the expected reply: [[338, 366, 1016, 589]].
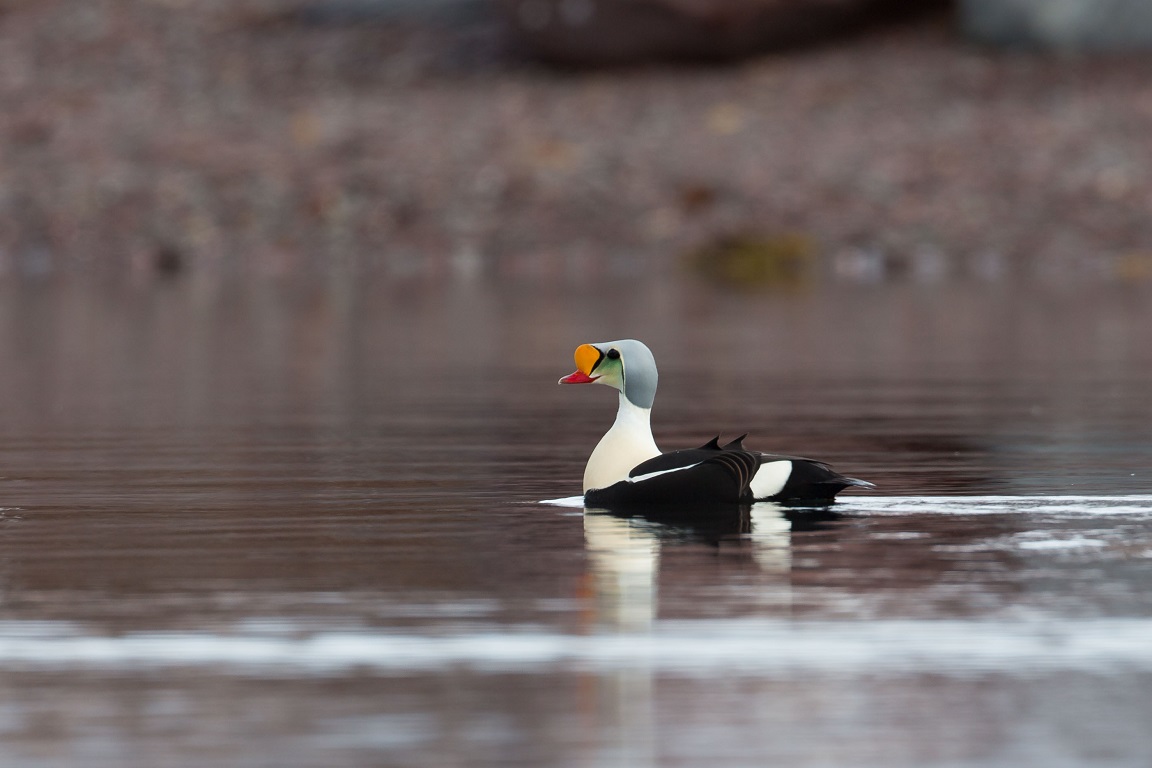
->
[[583, 393, 661, 492]]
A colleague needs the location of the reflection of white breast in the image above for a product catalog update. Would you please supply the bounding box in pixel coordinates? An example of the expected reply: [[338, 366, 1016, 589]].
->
[[749, 503, 793, 574], [583, 513, 660, 631], [583, 395, 660, 492]]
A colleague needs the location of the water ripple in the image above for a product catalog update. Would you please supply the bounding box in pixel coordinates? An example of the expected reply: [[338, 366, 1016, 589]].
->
[[845, 495, 1152, 517], [2, 618, 1151, 676]]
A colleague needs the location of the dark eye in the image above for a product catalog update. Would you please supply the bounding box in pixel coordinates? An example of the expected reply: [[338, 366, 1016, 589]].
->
[[607, 349, 620, 360]]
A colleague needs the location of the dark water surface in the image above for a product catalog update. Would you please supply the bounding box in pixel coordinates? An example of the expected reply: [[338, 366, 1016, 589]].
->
[[2, 276, 1152, 767]]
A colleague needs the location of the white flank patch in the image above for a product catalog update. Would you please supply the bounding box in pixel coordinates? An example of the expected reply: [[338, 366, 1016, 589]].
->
[[750, 460, 793, 499]]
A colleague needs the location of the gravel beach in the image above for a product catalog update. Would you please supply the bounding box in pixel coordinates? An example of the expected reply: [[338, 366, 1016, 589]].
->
[[2, 1, 1150, 282]]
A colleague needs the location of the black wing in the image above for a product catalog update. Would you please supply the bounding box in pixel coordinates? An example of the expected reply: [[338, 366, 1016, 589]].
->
[[589, 449, 760, 510], [627, 436, 728, 478], [758, 456, 875, 503], [621, 438, 874, 506]]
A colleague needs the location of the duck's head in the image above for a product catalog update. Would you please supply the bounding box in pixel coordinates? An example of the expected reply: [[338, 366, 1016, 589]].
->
[[559, 339, 658, 409]]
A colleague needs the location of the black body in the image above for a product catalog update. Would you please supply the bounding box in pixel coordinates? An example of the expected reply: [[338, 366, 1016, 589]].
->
[[583, 435, 871, 511]]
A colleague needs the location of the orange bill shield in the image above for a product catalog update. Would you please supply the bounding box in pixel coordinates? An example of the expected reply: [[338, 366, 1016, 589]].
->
[[559, 343, 602, 384]]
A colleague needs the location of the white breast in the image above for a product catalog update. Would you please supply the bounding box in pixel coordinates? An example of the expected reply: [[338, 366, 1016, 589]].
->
[[583, 394, 660, 492]]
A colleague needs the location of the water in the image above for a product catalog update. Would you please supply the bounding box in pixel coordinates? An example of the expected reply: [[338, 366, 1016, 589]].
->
[[1, 275, 1151, 767]]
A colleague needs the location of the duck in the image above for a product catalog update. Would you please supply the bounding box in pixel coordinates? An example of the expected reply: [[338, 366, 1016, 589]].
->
[[559, 339, 873, 509]]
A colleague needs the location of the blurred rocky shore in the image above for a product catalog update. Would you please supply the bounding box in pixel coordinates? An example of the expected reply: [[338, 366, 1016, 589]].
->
[[1, 0, 1150, 284]]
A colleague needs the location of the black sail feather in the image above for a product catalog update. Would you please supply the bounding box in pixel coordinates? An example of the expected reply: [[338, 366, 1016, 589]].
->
[[721, 434, 748, 451], [628, 435, 749, 478]]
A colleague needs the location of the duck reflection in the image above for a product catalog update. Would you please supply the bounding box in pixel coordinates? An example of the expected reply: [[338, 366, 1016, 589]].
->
[[581, 502, 817, 629], [748, 504, 792, 575], [582, 513, 662, 632], [578, 503, 823, 766]]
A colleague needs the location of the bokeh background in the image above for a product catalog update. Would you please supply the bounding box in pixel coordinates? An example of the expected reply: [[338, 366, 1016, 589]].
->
[[3, 3, 1152, 767], [2, 0, 1151, 284]]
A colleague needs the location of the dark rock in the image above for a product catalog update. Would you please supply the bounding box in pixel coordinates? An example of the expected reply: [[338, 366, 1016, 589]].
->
[[155, 246, 184, 277], [960, 0, 1152, 50], [288, 0, 490, 25], [497, 0, 926, 66]]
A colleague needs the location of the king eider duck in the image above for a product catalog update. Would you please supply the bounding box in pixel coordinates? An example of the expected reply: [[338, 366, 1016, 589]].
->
[[560, 339, 873, 509]]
